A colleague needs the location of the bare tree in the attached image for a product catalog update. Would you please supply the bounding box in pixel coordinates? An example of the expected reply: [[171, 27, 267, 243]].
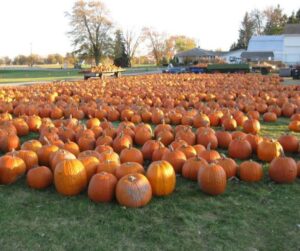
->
[[142, 27, 167, 65], [250, 9, 265, 35], [124, 29, 143, 67], [66, 0, 113, 65]]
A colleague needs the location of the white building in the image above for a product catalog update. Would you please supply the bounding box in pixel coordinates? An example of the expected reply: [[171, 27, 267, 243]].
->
[[246, 24, 300, 65], [221, 49, 245, 63]]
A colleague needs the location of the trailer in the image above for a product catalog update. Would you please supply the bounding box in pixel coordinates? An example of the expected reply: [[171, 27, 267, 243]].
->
[[207, 64, 250, 73], [83, 70, 124, 80]]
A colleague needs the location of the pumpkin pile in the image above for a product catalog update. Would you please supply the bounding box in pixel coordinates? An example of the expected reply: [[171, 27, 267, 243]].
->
[[90, 64, 122, 73], [0, 73, 299, 208]]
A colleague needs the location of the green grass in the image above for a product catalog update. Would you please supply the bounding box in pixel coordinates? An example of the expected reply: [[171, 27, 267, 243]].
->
[[0, 117, 299, 250], [0, 69, 81, 83]]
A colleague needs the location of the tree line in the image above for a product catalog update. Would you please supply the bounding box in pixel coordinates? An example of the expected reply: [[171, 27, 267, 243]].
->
[[0, 53, 77, 66], [231, 5, 300, 51]]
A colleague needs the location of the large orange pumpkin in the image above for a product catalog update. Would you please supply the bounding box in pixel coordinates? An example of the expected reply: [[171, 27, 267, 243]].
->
[[239, 160, 263, 182], [54, 159, 87, 196], [116, 173, 152, 208], [198, 163, 226, 195], [146, 160, 176, 196], [269, 156, 297, 183], [257, 139, 282, 162], [88, 172, 117, 203]]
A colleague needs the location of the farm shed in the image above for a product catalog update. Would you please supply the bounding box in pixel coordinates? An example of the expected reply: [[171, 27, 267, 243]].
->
[[175, 47, 218, 64], [247, 24, 300, 65]]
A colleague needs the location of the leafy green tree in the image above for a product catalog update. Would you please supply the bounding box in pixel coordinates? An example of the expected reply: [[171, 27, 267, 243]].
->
[[113, 30, 129, 67]]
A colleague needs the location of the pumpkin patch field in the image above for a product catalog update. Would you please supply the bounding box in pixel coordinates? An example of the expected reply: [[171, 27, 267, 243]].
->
[[0, 74, 299, 250]]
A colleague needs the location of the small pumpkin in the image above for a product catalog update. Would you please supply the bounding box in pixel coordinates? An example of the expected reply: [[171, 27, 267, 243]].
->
[[257, 139, 282, 162], [115, 162, 145, 179], [182, 156, 208, 181], [27, 166, 53, 189]]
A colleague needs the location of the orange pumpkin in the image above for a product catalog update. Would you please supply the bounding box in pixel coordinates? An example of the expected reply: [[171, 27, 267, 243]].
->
[[0, 155, 26, 184], [116, 173, 152, 208], [269, 156, 297, 183], [198, 163, 226, 195], [27, 166, 53, 189], [146, 160, 176, 196], [257, 139, 282, 162], [54, 159, 87, 196], [239, 160, 263, 182], [88, 172, 117, 203]]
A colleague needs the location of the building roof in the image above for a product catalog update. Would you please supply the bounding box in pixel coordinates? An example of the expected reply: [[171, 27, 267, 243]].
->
[[283, 24, 300, 34], [175, 47, 216, 57], [241, 51, 274, 61]]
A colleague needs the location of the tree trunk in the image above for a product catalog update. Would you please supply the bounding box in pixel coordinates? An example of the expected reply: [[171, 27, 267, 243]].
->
[[94, 49, 100, 66]]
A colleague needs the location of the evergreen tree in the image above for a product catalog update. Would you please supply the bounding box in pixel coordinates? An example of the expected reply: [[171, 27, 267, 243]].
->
[[230, 12, 255, 50], [113, 30, 129, 67], [264, 5, 288, 35]]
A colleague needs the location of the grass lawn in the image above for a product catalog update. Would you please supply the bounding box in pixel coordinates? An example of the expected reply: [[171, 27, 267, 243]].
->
[[0, 117, 299, 251], [0, 67, 163, 84], [0, 69, 81, 83]]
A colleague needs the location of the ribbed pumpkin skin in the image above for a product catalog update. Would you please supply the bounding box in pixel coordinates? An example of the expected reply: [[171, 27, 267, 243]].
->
[[146, 160, 176, 196], [96, 160, 119, 175], [216, 157, 238, 179], [297, 161, 300, 177], [116, 173, 152, 207], [239, 161, 263, 182], [78, 156, 100, 181], [257, 140, 282, 162], [21, 140, 42, 153], [228, 139, 252, 160], [54, 159, 87, 196], [120, 147, 144, 165], [198, 164, 226, 195], [278, 135, 299, 153], [88, 172, 117, 202], [0, 155, 26, 184], [269, 157, 297, 183], [182, 157, 208, 181], [115, 162, 145, 179], [162, 149, 187, 173], [7, 150, 38, 171], [37, 145, 59, 167], [27, 166, 53, 189]]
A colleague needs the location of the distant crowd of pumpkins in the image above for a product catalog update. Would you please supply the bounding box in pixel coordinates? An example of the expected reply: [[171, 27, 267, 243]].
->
[[0, 73, 299, 207]]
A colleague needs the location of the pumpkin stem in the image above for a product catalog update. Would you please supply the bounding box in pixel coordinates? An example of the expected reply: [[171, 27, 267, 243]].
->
[[128, 175, 137, 182]]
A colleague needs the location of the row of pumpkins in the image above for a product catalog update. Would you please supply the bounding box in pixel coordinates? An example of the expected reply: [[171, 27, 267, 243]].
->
[[0, 115, 299, 208]]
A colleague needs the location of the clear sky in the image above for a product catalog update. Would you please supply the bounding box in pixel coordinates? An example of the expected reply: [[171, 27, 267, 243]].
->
[[0, 0, 299, 58]]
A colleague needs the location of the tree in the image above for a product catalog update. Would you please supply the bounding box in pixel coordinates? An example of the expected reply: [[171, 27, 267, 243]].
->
[[142, 27, 167, 66], [113, 30, 129, 67], [264, 5, 288, 35], [124, 29, 143, 67], [66, 0, 113, 65], [250, 9, 265, 35], [231, 12, 255, 50], [13, 55, 29, 65], [64, 53, 78, 65], [287, 9, 300, 24], [0, 57, 12, 65], [165, 35, 196, 60]]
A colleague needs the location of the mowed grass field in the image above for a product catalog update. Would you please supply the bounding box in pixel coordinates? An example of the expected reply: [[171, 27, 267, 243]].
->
[[0, 66, 162, 84], [0, 117, 299, 251], [0, 69, 81, 83]]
